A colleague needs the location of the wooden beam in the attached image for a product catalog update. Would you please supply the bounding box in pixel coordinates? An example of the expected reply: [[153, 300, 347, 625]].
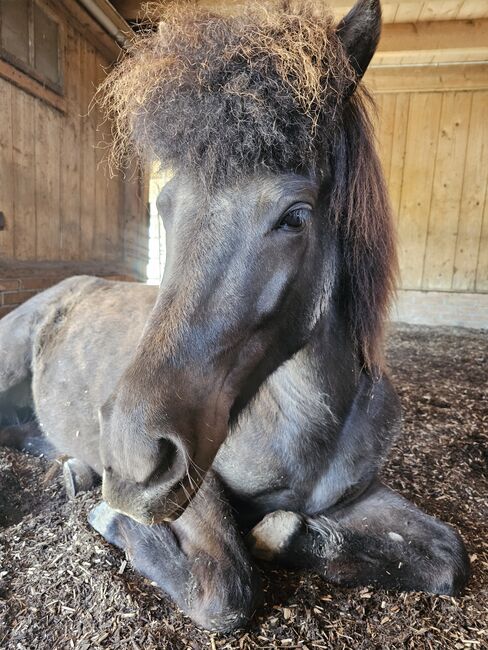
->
[[110, 0, 145, 21], [365, 62, 488, 92], [110, 0, 488, 24], [0, 58, 67, 113], [378, 18, 488, 55]]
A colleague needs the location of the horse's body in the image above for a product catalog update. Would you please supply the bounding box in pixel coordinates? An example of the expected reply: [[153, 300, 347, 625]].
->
[[0, 274, 469, 629], [0, 0, 470, 631]]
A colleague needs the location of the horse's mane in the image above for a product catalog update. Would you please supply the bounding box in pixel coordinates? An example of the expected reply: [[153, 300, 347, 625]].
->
[[99, 2, 397, 372]]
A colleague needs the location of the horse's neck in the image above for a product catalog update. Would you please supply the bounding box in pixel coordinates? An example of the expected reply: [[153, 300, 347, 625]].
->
[[258, 311, 360, 435]]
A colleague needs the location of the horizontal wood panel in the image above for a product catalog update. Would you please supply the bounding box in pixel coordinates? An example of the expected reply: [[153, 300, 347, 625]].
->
[[378, 18, 488, 54], [366, 62, 488, 93], [128, 0, 488, 23]]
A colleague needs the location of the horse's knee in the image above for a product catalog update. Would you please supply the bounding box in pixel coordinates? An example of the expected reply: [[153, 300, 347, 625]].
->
[[188, 559, 262, 632], [247, 510, 304, 561], [429, 526, 470, 595]]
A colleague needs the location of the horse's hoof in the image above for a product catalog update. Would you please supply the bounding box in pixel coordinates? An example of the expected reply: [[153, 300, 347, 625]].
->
[[247, 510, 303, 561], [87, 501, 123, 548], [63, 458, 95, 498]]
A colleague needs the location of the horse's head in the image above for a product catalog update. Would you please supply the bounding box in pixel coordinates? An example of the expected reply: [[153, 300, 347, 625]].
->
[[98, 0, 396, 524]]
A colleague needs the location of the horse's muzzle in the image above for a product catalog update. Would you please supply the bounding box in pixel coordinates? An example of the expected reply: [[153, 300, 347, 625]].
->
[[102, 466, 203, 524]]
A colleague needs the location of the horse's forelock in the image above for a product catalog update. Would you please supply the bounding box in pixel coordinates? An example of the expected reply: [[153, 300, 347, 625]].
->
[[97, 3, 355, 184]]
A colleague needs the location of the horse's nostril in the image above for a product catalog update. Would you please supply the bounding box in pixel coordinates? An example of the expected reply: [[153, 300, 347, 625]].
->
[[151, 437, 181, 484]]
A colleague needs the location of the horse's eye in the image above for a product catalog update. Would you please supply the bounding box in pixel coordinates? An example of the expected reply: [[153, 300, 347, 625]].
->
[[276, 203, 312, 232]]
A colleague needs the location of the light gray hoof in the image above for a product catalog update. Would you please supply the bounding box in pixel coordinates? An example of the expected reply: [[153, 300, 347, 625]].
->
[[247, 510, 303, 561], [63, 458, 96, 498], [87, 501, 123, 548]]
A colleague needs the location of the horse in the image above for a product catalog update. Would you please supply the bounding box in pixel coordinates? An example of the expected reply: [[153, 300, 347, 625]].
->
[[0, 0, 469, 632]]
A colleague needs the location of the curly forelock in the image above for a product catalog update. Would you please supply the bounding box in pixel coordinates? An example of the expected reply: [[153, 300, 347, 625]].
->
[[98, 2, 355, 186]]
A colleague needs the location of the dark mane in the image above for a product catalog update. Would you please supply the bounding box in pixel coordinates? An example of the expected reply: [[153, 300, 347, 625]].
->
[[99, 2, 397, 371], [331, 90, 397, 372]]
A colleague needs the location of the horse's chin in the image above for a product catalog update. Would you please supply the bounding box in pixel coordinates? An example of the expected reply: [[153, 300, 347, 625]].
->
[[102, 469, 202, 526]]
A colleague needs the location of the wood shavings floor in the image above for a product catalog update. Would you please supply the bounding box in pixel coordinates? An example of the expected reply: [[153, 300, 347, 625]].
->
[[0, 325, 486, 649]]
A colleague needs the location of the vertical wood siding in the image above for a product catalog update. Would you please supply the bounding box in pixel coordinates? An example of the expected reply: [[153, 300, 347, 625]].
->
[[0, 7, 147, 274], [375, 85, 488, 293]]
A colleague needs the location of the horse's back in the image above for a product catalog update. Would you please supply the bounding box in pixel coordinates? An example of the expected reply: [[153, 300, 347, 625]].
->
[[0, 276, 94, 391], [0, 276, 157, 470], [0, 276, 100, 426]]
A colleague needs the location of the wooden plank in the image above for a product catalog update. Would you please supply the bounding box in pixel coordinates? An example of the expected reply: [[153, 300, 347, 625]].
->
[[375, 47, 488, 65], [122, 160, 139, 273], [105, 170, 122, 261], [476, 189, 488, 291], [429, 49, 486, 63], [94, 53, 109, 260], [80, 41, 98, 260], [189, 0, 488, 23], [382, 3, 399, 23], [419, 1, 464, 21], [388, 93, 410, 228], [394, 2, 422, 23], [378, 18, 488, 54], [366, 63, 488, 93], [0, 78, 14, 258], [422, 91, 471, 289], [122, 160, 149, 278], [372, 49, 486, 66], [453, 91, 488, 290], [12, 90, 36, 260], [393, 289, 488, 328], [370, 93, 382, 150], [35, 103, 61, 260], [0, 58, 67, 114], [59, 27, 81, 259], [399, 52, 435, 65], [458, 0, 488, 20], [375, 94, 396, 185], [396, 92, 442, 289], [474, 94, 488, 289]]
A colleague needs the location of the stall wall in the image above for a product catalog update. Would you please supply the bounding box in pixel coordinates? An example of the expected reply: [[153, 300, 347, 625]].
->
[[0, 0, 149, 317], [367, 63, 488, 327]]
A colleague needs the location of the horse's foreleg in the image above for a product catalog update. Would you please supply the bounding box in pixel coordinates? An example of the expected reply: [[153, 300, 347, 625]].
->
[[248, 481, 469, 596], [88, 473, 262, 632]]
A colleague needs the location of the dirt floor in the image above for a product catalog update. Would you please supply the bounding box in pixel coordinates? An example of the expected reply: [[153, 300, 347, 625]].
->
[[0, 325, 486, 649]]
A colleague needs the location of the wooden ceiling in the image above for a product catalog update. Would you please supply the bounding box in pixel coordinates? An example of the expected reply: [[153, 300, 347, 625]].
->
[[109, 0, 488, 66], [110, 0, 488, 23]]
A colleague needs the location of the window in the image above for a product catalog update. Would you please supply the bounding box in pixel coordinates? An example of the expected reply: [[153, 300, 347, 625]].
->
[[0, 0, 62, 93]]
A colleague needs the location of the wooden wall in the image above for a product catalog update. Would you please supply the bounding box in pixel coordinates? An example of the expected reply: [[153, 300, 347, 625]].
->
[[369, 67, 487, 295], [0, 0, 148, 278]]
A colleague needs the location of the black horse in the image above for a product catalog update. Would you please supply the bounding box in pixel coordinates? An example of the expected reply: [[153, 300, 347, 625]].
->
[[0, 0, 469, 632]]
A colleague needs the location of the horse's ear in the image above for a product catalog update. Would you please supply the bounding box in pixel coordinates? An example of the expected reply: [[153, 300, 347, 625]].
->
[[336, 0, 382, 80]]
